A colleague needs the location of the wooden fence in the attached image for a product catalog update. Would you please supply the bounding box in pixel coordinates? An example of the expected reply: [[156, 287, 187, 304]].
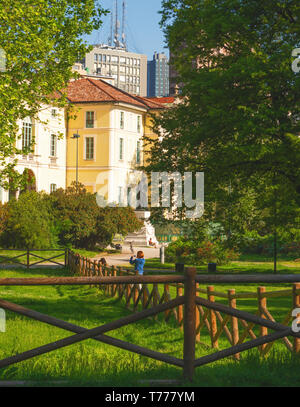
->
[[0, 251, 300, 382], [68, 250, 300, 359], [0, 249, 67, 268]]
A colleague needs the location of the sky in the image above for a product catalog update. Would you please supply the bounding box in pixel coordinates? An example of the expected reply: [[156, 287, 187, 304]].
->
[[85, 0, 168, 60]]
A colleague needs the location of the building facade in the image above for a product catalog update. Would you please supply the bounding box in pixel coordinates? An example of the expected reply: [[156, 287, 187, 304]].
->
[[147, 52, 169, 98], [0, 106, 67, 203], [83, 45, 147, 97], [65, 77, 164, 207]]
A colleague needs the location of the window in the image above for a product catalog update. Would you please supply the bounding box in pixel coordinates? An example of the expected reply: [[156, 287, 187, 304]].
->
[[94, 54, 98, 62], [85, 137, 94, 160], [137, 116, 141, 133], [102, 55, 106, 63], [120, 57, 126, 64], [120, 112, 124, 129], [50, 134, 57, 157], [86, 111, 95, 128], [98, 54, 102, 62], [111, 56, 119, 63], [118, 187, 123, 205], [22, 118, 32, 150], [51, 109, 57, 118], [119, 138, 124, 160], [127, 187, 132, 206], [50, 184, 57, 193], [136, 141, 141, 164]]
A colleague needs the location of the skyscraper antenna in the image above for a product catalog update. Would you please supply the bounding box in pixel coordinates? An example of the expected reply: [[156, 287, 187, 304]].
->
[[114, 0, 120, 47], [122, 1, 127, 50], [109, 5, 113, 46]]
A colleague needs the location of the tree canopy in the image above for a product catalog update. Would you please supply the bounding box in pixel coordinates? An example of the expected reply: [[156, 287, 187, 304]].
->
[[0, 0, 107, 189], [144, 0, 300, 236]]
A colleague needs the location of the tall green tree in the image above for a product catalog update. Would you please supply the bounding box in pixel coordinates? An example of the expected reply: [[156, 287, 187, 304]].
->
[[144, 0, 300, 237], [0, 0, 107, 189]]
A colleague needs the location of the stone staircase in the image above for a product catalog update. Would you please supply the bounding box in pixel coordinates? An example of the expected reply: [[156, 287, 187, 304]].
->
[[124, 210, 158, 247]]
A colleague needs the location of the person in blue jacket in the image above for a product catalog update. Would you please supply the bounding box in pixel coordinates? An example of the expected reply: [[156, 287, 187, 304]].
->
[[130, 250, 145, 275]]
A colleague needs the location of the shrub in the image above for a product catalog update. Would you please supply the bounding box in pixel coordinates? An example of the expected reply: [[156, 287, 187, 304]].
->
[[49, 183, 143, 250], [0, 191, 58, 249], [165, 237, 239, 265], [0, 203, 9, 236]]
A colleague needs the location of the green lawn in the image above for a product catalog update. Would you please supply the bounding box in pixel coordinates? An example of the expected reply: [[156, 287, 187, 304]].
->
[[0, 268, 300, 387], [145, 254, 300, 274]]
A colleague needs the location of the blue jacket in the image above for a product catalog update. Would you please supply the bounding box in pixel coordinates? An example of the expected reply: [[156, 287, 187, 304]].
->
[[130, 257, 145, 275]]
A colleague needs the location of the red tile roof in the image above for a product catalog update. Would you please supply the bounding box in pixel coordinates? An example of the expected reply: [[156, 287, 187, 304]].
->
[[147, 97, 176, 105], [65, 78, 165, 110]]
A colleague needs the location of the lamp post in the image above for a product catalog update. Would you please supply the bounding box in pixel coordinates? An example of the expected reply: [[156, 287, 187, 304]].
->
[[71, 133, 80, 192]]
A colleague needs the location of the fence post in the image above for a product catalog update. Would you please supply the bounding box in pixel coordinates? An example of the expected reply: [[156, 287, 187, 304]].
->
[[293, 283, 300, 353], [183, 267, 196, 383], [195, 282, 200, 343], [153, 283, 159, 320], [142, 284, 148, 309], [207, 286, 218, 349], [177, 283, 183, 330], [133, 271, 139, 310], [258, 286, 268, 353], [112, 266, 117, 297], [164, 284, 170, 320], [228, 289, 240, 360], [27, 250, 30, 269]]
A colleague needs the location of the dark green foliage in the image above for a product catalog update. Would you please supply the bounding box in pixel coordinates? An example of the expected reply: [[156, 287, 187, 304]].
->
[[165, 237, 239, 265], [0, 191, 57, 249], [0, 184, 143, 250], [0, 203, 9, 236], [49, 183, 143, 250], [0, 0, 107, 189], [143, 0, 300, 257]]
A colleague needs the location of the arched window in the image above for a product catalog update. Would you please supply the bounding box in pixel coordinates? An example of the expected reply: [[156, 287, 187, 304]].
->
[[22, 117, 32, 150]]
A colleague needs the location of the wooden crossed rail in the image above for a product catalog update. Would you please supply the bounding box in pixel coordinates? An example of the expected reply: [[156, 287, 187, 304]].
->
[[0, 249, 67, 268], [68, 250, 300, 358], [0, 270, 300, 381]]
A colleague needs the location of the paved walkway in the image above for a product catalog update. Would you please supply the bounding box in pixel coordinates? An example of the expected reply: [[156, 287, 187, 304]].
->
[[92, 246, 160, 267]]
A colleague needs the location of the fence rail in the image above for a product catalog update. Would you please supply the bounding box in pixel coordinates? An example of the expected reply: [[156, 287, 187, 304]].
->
[[0, 249, 67, 268], [67, 250, 300, 361], [0, 250, 300, 382]]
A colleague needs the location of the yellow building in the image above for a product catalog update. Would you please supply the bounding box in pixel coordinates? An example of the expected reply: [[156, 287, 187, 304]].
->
[[65, 78, 164, 205]]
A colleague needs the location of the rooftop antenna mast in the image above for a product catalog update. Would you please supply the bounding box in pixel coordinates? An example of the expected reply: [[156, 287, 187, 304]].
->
[[108, 4, 113, 46], [121, 1, 127, 50], [114, 0, 120, 47]]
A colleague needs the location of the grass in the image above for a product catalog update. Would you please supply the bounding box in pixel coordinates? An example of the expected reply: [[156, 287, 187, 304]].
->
[[0, 267, 300, 387], [145, 254, 300, 274]]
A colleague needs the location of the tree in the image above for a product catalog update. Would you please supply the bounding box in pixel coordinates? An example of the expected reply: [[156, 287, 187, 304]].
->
[[0, 0, 107, 189], [144, 0, 300, 240], [0, 191, 57, 249], [49, 183, 143, 250]]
